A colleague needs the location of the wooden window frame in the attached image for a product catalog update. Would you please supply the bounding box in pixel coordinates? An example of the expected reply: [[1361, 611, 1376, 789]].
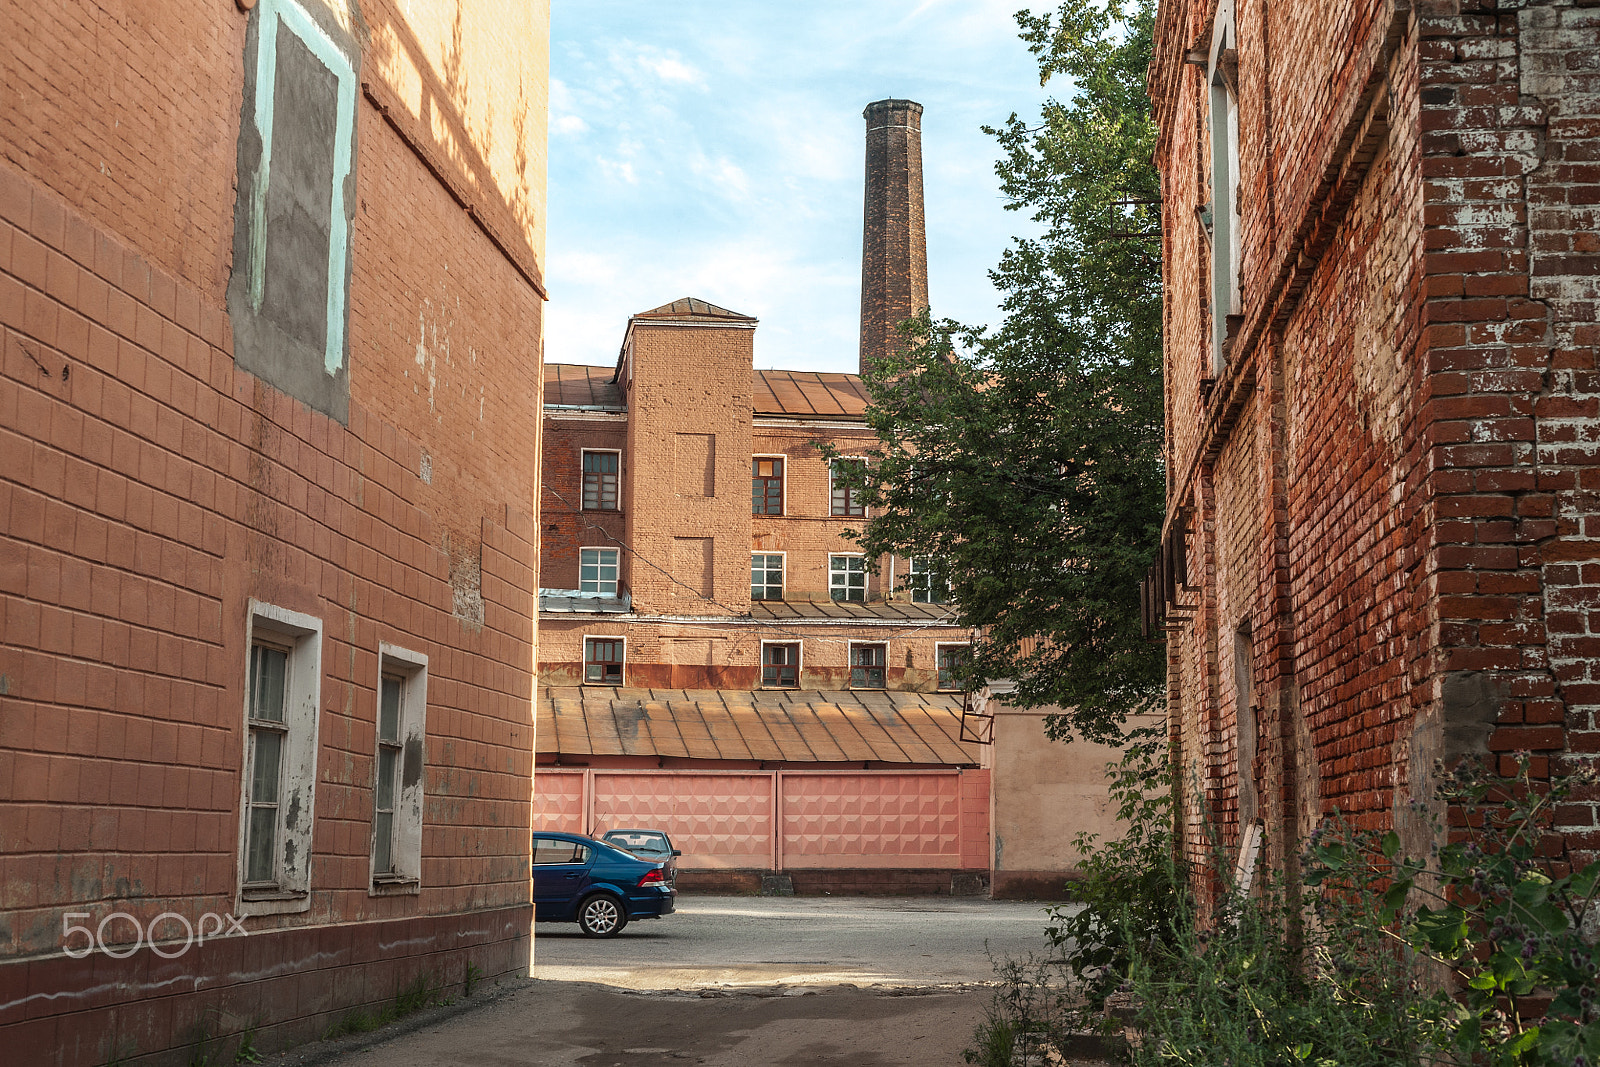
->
[[579, 546, 621, 596], [751, 552, 786, 601], [761, 641, 801, 689], [752, 456, 786, 516], [829, 554, 867, 603], [583, 635, 626, 686], [849, 641, 888, 689], [829, 457, 866, 518], [581, 449, 621, 511]]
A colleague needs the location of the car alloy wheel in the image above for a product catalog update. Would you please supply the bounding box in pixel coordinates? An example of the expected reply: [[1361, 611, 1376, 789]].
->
[[578, 894, 626, 938]]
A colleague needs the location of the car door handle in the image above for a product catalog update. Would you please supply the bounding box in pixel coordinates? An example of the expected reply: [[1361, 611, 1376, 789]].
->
[[563, 873, 578, 879]]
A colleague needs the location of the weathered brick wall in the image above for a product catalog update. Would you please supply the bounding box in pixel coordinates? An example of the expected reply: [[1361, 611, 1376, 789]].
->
[[539, 416, 627, 590], [1154, 0, 1598, 886], [0, 0, 546, 1062], [624, 320, 755, 615], [537, 616, 961, 691], [752, 423, 895, 602]]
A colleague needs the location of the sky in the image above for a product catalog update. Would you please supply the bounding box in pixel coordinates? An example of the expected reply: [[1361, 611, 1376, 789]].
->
[[546, 1, 1060, 373]]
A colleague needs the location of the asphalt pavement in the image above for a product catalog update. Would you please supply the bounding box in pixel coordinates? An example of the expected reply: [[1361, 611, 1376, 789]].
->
[[263, 895, 1095, 1067]]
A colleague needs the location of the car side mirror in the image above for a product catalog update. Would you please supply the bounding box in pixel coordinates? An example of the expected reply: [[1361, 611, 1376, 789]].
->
[[671, 850, 682, 857]]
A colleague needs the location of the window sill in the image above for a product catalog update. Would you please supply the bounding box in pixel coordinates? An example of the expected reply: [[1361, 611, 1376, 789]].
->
[[369, 875, 421, 897], [236, 887, 311, 916]]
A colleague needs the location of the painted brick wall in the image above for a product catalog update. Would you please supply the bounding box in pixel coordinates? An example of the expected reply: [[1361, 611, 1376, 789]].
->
[[0, 0, 546, 1062], [539, 416, 627, 590]]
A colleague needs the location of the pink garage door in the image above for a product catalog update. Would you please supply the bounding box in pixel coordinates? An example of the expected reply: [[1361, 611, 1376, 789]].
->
[[532, 768, 990, 871]]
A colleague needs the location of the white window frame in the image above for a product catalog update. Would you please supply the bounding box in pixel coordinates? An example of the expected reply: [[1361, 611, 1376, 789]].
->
[[236, 601, 323, 916], [829, 456, 867, 518], [752, 455, 788, 517], [829, 553, 868, 603], [848, 640, 889, 690], [908, 556, 949, 604], [935, 642, 970, 693], [582, 634, 627, 686], [751, 551, 786, 601], [581, 449, 621, 511], [370, 643, 427, 894], [760, 640, 802, 689], [579, 546, 621, 596]]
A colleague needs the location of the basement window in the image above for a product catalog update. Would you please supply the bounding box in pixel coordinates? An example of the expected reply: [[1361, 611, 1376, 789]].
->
[[936, 644, 968, 692]]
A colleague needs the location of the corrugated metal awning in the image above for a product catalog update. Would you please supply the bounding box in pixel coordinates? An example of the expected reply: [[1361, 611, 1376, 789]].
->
[[537, 687, 980, 766]]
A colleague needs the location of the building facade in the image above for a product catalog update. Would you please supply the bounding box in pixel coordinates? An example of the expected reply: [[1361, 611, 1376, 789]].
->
[[1149, 0, 1599, 887], [0, 1, 546, 1062]]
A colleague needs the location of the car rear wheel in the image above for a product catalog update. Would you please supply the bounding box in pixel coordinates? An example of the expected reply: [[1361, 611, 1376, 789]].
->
[[578, 893, 627, 938]]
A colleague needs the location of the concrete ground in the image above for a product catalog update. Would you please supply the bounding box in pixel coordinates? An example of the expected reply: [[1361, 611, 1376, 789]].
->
[[263, 895, 1108, 1066]]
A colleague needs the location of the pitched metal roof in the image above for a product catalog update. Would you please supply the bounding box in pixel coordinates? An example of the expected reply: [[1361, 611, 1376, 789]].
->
[[544, 364, 623, 408], [752, 370, 869, 418], [749, 600, 958, 623], [632, 297, 756, 322], [537, 687, 979, 765]]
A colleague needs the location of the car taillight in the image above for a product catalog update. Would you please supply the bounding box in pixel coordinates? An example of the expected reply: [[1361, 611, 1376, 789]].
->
[[637, 868, 666, 887]]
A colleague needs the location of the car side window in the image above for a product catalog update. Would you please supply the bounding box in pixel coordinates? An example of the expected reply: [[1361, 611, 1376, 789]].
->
[[532, 838, 590, 865]]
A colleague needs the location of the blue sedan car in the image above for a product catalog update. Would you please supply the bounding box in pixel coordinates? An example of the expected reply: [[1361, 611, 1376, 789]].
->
[[531, 831, 676, 937]]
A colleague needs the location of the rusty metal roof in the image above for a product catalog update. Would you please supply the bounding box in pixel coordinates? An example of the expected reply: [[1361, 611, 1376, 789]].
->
[[752, 370, 869, 418], [545, 364, 623, 408], [537, 687, 979, 765], [748, 600, 958, 623], [633, 297, 757, 322]]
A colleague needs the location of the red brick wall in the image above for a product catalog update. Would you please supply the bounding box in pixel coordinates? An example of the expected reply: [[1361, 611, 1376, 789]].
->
[[1152, 0, 1599, 884], [539, 416, 627, 590], [0, 0, 545, 1062]]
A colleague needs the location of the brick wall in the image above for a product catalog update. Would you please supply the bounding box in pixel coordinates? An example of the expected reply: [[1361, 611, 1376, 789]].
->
[[0, 0, 546, 1062], [539, 417, 627, 590], [1152, 0, 1599, 888]]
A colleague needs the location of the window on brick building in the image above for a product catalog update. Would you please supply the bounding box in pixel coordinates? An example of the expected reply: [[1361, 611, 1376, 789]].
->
[[762, 643, 800, 688], [371, 644, 426, 890], [830, 459, 866, 517], [229, 0, 359, 420], [752, 457, 784, 515], [908, 557, 948, 604], [1206, 13, 1242, 374], [829, 555, 866, 602], [240, 601, 323, 914], [850, 643, 887, 689], [584, 637, 625, 685], [936, 644, 968, 691], [582, 450, 620, 510], [751, 553, 785, 601], [580, 548, 620, 595]]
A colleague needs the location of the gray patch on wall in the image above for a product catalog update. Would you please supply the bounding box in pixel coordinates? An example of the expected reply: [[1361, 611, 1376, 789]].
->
[[0, 674, 9, 695], [1397, 671, 1502, 855], [226, 0, 357, 423]]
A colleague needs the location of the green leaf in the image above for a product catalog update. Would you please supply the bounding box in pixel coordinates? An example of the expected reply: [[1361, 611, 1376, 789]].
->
[[1380, 830, 1400, 859], [1467, 973, 1498, 990]]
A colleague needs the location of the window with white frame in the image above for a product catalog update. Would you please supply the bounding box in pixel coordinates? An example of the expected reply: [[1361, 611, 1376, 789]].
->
[[239, 602, 322, 914], [584, 636, 625, 685], [579, 548, 620, 595], [762, 642, 800, 688], [937, 644, 969, 692], [1207, 3, 1242, 374], [850, 643, 887, 689], [371, 644, 426, 890], [908, 557, 949, 604], [582, 450, 619, 510], [830, 458, 866, 517], [829, 555, 866, 602], [751, 553, 785, 601]]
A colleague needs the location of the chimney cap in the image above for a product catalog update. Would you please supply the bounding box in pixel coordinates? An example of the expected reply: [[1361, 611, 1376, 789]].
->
[[863, 98, 924, 120]]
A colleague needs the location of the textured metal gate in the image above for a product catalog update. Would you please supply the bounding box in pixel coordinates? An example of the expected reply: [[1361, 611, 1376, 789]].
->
[[533, 768, 990, 871]]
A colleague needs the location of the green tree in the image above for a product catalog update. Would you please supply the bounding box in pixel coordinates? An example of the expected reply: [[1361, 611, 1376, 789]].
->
[[827, 0, 1163, 745]]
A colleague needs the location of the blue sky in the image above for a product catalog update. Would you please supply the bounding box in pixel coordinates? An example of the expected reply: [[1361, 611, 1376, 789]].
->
[[546, 1, 1057, 373]]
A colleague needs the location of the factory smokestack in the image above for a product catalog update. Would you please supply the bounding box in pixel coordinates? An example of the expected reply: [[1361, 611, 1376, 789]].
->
[[858, 99, 929, 376]]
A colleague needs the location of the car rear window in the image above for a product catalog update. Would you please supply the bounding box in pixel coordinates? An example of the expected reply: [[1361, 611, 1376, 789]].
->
[[606, 832, 668, 851]]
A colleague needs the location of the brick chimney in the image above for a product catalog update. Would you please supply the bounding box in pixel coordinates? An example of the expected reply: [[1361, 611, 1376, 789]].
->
[[858, 99, 929, 376]]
